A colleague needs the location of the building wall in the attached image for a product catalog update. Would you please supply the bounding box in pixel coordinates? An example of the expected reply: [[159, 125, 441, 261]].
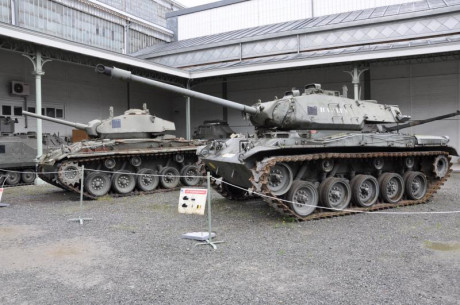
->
[[0, 49, 175, 138], [0, 0, 179, 54], [176, 0, 416, 40]]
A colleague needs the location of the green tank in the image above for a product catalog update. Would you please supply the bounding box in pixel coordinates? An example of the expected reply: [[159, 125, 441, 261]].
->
[[96, 65, 459, 220], [23, 104, 204, 198], [0, 116, 67, 186]]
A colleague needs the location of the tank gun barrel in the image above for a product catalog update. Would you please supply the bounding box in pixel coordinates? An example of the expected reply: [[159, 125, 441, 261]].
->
[[22, 111, 90, 130], [95, 65, 258, 115], [385, 110, 460, 132]]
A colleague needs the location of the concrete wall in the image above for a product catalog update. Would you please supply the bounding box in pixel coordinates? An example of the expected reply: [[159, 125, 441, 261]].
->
[[176, 0, 416, 40], [371, 60, 460, 151], [0, 49, 175, 138]]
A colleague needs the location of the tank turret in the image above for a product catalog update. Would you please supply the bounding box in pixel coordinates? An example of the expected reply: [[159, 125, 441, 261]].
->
[[23, 104, 175, 139]]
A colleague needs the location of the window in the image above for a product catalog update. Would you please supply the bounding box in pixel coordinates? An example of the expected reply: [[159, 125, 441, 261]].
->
[[28, 107, 35, 113], [41, 108, 45, 115], [56, 109, 63, 118], [46, 107, 55, 118], [2, 105, 11, 116], [14, 106, 22, 116]]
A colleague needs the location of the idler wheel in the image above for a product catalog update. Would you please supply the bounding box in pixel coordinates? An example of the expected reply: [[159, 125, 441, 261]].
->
[[180, 165, 202, 186], [136, 168, 159, 192], [112, 170, 136, 194], [319, 177, 351, 210], [85, 172, 111, 197], [287, 180, 318, 217], [21, 170, 36, 184], [159, 167, 180, 189], [433, 155, 449, 179], [379, 173, 404, 203], [404, 171, 427, 200], [6, 171, 20, 185], [267, 163, 293, 196], [350, 175, 379, 207]]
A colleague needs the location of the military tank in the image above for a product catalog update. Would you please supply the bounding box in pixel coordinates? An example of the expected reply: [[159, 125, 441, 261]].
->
[[96, 65, 459, 220], [0, 116, 67, 186], [193, 120, 235, 140], [22, 104, 204, 198]]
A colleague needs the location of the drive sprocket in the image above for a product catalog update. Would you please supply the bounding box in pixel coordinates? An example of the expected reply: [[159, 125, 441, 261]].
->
[[58, 161, 81, 186]]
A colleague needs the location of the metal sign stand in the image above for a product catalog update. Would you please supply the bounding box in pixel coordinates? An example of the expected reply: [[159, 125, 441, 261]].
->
[[68, 165, 92, 225], [195, 172, 224, 250], [0, 175, 9, 207]]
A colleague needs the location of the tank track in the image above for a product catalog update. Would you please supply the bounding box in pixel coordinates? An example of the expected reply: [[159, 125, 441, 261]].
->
[[38, 150, 201, 199], [249, 150, 452, 221]]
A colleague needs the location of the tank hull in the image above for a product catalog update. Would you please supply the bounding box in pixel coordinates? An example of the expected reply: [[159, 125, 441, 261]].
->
[[39, 138, 204, 198], [199, 131, 456, 220]]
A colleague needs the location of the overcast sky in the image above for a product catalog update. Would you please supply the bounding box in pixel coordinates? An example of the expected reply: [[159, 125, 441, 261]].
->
[[175, 0, 218, 8]]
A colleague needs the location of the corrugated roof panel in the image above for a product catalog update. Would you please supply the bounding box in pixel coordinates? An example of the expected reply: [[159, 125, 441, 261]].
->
[[328, 12, 352, 24], [317, 13, 342, 26], [290, 18, 317, 30], [384, 4, 402, 16], [355, 8, 376, 20], [342, 10, 364, 22], [265, 21, 294, 35], [427, 0, 448, 9], [370, 6, 388, 18], [277, 19, 311, 32], [303, 16, 329, 28], [446, 0, 460, 5], [413, 1, 431, 10]]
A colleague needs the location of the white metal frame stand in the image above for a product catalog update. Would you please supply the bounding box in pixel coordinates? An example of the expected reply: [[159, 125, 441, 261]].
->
[[195, 172, 224, 250], [68, 165, 92, 225]]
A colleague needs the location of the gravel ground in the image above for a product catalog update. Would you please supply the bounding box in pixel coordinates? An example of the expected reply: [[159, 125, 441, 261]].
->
[[0, 175, 459, 305]]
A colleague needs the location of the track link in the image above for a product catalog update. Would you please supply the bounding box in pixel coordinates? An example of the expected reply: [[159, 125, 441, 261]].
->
[[250, 151, 451, 221]]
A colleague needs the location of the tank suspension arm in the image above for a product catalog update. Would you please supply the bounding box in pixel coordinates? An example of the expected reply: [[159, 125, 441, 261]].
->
[[384, 110, 460, 132], [22, 111, 89, 130], [95, 65, 258, 115]]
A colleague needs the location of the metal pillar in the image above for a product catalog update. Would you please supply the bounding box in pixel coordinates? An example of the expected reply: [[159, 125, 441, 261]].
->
[[23, 50, 52, 183], [345, 65, 368, 102], [222, 77, 228, 122], [185, 80, 191, 140]]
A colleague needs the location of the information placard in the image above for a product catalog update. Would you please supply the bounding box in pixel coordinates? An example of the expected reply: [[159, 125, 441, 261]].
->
[[178, 188, 207, 215]]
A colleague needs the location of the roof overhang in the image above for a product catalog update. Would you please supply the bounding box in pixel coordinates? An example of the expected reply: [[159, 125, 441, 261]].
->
[[189, 36, 460, 78], [0, 23, 190, 79]]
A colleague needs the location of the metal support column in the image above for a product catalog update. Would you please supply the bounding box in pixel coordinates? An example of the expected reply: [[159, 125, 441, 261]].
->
[[345, 65, 368, 102], [222, 77, 228, 122], [23, 50, 52, 183], [185, 79, 192, 140]]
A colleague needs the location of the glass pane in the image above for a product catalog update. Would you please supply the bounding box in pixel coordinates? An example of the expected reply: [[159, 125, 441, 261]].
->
[[56, 109, 63, 118], [14, 106, 22, 116], [28, 107, 35, 113], [46, 108, 55, 118], [2, 105, 11, 115]]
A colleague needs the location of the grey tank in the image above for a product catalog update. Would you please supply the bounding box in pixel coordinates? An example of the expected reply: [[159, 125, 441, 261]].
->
[[96, 65, 459, 220], [23, 104, 204, 198], [193, 120, 235, 140], [0, 116, 67, 185]]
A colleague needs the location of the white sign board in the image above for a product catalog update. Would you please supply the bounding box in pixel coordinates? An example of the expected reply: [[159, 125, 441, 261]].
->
[[178, 188, 208, 215]]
